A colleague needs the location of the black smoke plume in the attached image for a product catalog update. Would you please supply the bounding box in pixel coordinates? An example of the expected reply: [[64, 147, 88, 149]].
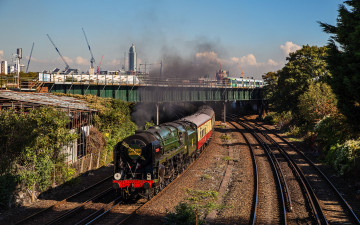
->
[[150, 39, 226, 79]]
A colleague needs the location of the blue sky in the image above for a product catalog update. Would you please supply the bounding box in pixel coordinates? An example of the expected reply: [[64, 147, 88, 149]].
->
[[0, 0, 343, 79]]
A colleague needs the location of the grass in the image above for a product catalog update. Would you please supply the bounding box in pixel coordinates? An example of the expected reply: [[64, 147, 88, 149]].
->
[[220, 134, 231, 141], [223, 156, 232, 161], [201, 174, 212, 180]]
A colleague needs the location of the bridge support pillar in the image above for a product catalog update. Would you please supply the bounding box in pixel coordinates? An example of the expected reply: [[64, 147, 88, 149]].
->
[[156, 103, 159, 125]]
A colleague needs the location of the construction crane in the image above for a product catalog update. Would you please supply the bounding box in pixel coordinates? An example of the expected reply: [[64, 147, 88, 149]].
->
[[46, 34, 70, 71], [237, 63, 244, 78], [97, 55, 103, 74], [82, 27, 95, 68], [26, 42, 34, 73]]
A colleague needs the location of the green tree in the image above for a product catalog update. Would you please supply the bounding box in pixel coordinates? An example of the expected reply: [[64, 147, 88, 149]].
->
[[319, 0, 360, 131], [298, 82, 338, 125], [91, 98, 136, 163], [274, 45, 331, 120], [0, 107, 78, 207], [262, 71, 280, 105]]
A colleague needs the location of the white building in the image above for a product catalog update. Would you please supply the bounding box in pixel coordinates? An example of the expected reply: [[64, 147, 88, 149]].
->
[[0, 61, 8, 74], [20, 64, 26, 73]]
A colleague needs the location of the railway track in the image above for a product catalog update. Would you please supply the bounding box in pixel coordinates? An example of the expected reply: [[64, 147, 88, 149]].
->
[[50, 141, 212, 225], [227, 121, 258, 224], [14, 176, 113, 225], [242, 117, 360, 224], [230, 117, 325, 224], [228, 118, 286, 224]]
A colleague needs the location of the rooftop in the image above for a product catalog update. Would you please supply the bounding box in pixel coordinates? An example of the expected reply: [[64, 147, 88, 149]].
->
[[0, 90, 96, 112]]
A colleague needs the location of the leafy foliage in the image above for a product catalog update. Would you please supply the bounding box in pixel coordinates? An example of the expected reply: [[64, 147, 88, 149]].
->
[[298, 82, 338, 125], [185, 189, 219, 219], [145, 120, 155, 130], [19, 72, 38, 79], [164, 202, 203, 225], [262, 71, 279, 107], [314, 114, 352, 151], [0, 174, 19, 209], [273, 45, 331, 117], [55, 93, 137, 164], [263, 111, 293, 130], [319, 0, 360, 131], [0, 107, 78, 208], [92, 98, 136, 163], [325, 139, 360, 176]]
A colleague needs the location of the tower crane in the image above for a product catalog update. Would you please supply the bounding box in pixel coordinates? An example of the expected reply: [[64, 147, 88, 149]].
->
[[82, 27, 95, 68], [97, 55, 103, 74], [26, 42, 34, 73], [237, 63, 244, 78], [46, 34, 70, 71]]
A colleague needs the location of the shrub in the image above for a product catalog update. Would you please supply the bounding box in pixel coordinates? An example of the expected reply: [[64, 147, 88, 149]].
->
[[326, 139, 360, 176], [0, 174, 19, 209], [0, 106, 78, 205], [164, 202, 203, 225], [263, 111, 293, 130], [314, 114, 351, 151], [220, 134, 231, 141], [145, 120, 155, 130]]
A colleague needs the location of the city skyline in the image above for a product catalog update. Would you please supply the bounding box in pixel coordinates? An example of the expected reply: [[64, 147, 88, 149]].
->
[[0, 0, 343, 79]]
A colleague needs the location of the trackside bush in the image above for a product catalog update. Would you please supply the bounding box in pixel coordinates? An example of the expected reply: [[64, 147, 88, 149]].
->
[[0, 107, 78, 208], [263, 111, 292, 130], [164, 202, 203, 225], [314, 114, 351, 151], [58, 94, 137, 165], [326, 140, 360, 176], [0, 174, 19, 209]]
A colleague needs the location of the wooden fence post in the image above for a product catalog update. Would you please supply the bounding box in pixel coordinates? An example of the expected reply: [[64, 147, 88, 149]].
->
[[96, 151, 100, 168], [104, 152, 107, 165], [89, 153, 93, 170], [80, 157, 84, 173]]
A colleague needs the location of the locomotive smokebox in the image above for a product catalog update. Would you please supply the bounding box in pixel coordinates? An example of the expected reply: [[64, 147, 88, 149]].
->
[[143, 182, 151, 189]]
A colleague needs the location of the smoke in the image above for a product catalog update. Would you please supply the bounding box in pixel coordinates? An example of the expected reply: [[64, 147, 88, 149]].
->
[[150, 39, 226, 79], [131, 102, 200, 129]]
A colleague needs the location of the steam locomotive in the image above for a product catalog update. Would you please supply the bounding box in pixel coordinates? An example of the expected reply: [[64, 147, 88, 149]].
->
[[112, 106, 215, 199]]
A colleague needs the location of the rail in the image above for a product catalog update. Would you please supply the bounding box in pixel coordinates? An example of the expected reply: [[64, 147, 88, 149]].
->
[[14, 176, 113, 225], [254, 121, 360, 224], [228, 121, 259, 225], [241, 119, 327, 224]]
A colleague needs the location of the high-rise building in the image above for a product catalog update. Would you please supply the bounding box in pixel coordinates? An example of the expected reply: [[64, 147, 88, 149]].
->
[[0, 61, 8, 74], [128, 44, 137, 72]]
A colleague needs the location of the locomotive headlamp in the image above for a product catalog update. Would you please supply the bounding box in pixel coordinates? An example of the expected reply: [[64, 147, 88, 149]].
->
[[114, 173, 121, 180]]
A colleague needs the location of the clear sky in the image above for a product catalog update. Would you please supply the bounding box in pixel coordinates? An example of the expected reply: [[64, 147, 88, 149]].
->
[[0, 0, 343, 79]]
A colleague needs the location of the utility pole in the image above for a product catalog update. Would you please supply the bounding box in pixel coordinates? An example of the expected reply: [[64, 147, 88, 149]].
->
[[160, 60, 163, 79], [16, 48, 22, 88]]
